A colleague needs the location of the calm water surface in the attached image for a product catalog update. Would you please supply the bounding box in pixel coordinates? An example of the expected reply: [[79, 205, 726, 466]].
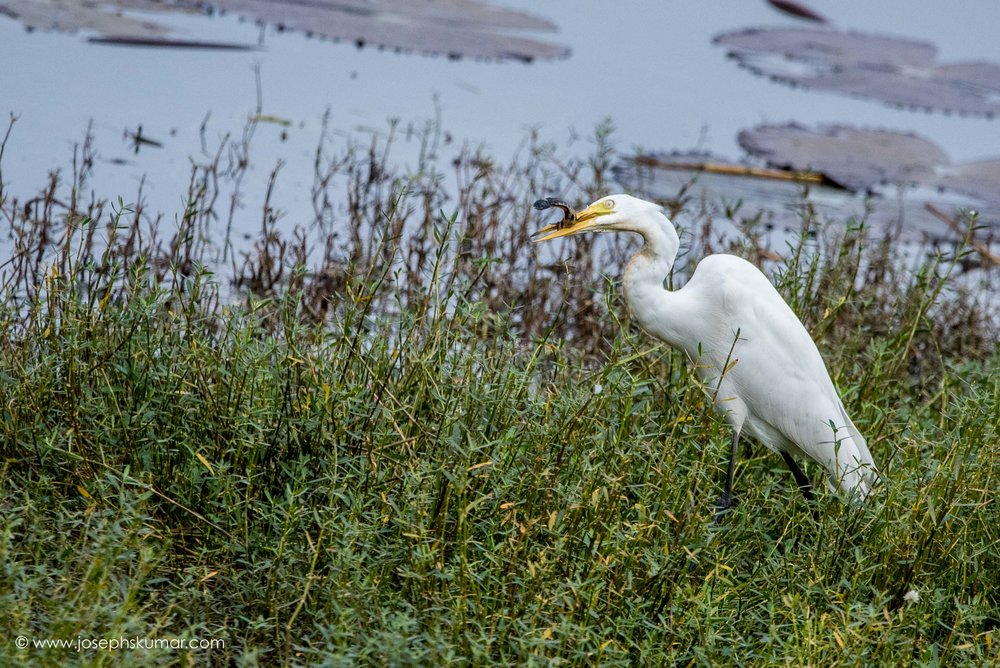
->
[[2, 1, 1000, 234]]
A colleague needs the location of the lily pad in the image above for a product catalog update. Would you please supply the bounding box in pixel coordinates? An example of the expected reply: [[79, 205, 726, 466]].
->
[[1, 0, 179, 38], [737, 124, 949, 192], [934, 160, 1000, 205], [616, 139, 1000, 241], [0, 0, 569, 62], [714, 26, 1000, 118], [739, 123, 1000, 206]]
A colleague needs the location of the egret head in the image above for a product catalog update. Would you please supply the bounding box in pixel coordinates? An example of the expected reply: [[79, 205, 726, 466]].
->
[[532, 194, 663, 242]]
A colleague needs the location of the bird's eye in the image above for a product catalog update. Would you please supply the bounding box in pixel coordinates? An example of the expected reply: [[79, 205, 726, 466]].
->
[[604, 199, 615, 209]]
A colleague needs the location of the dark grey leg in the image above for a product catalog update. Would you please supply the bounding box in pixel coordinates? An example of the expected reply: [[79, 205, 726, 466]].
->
[[714, 428, 740, 522], [779, 450, 814, 501], [780, 450, 818, 520]]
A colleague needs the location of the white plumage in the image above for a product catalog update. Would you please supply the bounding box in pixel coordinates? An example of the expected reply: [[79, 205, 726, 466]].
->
[[535, 194, 878, 514]]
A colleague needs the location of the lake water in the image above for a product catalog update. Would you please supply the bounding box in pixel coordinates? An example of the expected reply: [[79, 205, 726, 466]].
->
[[2, 1, 1000, 236]]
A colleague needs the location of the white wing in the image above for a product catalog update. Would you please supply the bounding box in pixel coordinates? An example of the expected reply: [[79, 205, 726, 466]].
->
[[673, 255, 878, 496]]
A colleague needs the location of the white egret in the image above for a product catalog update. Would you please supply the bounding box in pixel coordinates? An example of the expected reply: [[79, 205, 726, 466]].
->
[[534, 194, 878, 518]]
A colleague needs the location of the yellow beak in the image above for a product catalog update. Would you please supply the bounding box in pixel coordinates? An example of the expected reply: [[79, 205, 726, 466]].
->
[[532, 201, 612, 242]]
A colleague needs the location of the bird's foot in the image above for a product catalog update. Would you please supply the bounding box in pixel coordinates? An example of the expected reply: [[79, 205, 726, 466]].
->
[[713, 493, 735, 523]]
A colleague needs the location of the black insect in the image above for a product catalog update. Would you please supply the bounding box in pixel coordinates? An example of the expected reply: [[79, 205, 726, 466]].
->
[[532, 197, 576, 229]]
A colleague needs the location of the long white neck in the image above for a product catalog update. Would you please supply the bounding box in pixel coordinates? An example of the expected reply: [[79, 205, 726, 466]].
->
[[621, 212, 690, 351]]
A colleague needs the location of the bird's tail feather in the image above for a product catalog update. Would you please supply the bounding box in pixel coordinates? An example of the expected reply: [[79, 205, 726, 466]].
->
[[834, 404, 878, 501]]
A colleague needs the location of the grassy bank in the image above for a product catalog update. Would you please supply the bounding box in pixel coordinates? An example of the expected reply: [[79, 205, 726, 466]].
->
[[1, 119, 998, 665]]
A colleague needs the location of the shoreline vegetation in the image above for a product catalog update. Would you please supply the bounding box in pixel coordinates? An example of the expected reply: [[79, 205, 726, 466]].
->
[[1, 114, 998, 665]]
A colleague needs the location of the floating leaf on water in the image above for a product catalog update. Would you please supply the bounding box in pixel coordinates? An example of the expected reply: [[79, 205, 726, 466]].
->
[[714, 26, 1000, 118], [739, 123, 1000, 207], [935, 160, 1000, 206], [737, 123, 949, 192], [0, 0, 569, 62], [616, 141, 1000, 241], [716, 26, 935, 69], [205, 0, 568, 62], [1, 0, 181, 38]]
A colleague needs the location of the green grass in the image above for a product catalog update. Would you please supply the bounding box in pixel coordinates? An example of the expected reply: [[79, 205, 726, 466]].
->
[[1, 120, 998, 666]]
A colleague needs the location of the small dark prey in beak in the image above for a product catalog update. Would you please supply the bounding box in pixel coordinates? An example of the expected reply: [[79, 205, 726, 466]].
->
[[533, 197, 575, 229]]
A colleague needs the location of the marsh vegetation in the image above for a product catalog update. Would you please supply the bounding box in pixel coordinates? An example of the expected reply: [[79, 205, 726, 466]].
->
[[1, 117, 998, 665]]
